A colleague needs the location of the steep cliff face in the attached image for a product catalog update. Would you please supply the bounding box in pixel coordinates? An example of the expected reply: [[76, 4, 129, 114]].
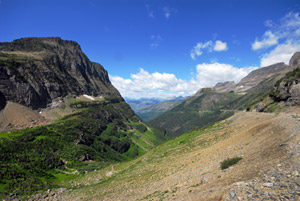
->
[[268, 52, 300, 105], [0, 91, 6, 110], [270, 69, 300, 105], [0, 37, 122, 109]]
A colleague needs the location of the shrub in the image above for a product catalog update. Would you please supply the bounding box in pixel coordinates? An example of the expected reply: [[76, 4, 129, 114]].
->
[[220, 157, 242, 170]]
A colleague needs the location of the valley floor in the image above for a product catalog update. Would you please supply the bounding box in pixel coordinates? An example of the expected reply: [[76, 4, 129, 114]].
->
[[31, 111, 300, 201]]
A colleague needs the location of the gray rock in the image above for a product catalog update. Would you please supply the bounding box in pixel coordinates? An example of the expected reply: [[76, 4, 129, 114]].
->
[[0, 37, 123, 110]]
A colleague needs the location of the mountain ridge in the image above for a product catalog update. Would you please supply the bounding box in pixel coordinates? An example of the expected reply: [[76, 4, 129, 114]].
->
[[0, 37, 121, 110]]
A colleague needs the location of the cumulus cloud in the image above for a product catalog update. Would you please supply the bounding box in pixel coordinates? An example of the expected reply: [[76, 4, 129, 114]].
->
[[252, 31, 278, 50], [110, 64, 257, 99], [190, 40, 228, 60], [252, 12, 300, 66], [214, 40, 228, 51], [196, 63, 257, 87], [260, 41, 300, 67]]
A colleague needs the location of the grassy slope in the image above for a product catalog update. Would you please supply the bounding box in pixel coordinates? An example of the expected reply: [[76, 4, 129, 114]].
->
[[0, 98, 166, 198], [149, 90, 241, 137], [55, 111, 298, 201]]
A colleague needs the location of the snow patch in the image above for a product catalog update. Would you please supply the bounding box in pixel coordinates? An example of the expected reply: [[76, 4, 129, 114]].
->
[[83, 94, 95, 100]]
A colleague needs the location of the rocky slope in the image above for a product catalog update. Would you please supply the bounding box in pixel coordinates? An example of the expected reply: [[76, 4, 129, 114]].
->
[[33, 111, 300, 201], [213, 81, 236, 92], [234, 62, 289, 94], [270, 53, 300, 105], [0, 37, 121, 110], [214, 60, 296, 94]]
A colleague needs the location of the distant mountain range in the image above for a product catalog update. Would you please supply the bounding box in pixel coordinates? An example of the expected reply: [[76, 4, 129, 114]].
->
[[126, 96, 188, 121], [149, 52, 300, 137]]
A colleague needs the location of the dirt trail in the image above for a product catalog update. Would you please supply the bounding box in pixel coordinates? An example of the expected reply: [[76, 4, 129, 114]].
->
[[33, 111, 300, 201]]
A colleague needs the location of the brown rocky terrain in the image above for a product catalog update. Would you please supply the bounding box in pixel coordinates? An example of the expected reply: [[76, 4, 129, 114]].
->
[[214, 81, 236, 92], [28, 110, 300, 201], [0, 101, 49, 132]]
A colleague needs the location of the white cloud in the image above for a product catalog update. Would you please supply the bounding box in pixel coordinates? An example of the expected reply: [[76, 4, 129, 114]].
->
[[214, 40, 228, 51], [252, 12, 300, 66], [251, 31, 278, 50], [190, 41, 213, 60], [196, 63, 257, 87], [110, 64, 257, 99], [260, 41, 300, 67], [150, 35, 163, 48], [190, 40, 228, 60]]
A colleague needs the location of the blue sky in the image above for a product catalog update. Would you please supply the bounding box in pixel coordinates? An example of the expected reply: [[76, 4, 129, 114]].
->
[[0, 0, 300, 99]]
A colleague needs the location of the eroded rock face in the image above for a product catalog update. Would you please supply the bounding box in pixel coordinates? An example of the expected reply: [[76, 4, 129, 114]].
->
[[289, 52, 300, 69], [0, 91, 6, 110], [270, 52, 300, 105], [0, 37, 122, 109], [214, 81, 236, 92], [273, 73, 300, 105]]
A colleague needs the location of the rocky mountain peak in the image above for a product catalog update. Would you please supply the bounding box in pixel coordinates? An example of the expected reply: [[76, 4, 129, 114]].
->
[[0, 37, 83, 56], [289, 52, 300, 68], [0, 37, 122, 110]]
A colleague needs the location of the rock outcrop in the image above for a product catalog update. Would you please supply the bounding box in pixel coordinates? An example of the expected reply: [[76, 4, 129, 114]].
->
[[214, 81, 236, 92], [0, 37, 122, 109], [0, 91, 6, 110], [271, 68, 300, 105]]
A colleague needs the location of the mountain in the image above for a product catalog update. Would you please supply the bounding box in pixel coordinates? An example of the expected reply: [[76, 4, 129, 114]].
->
[[126, 96, 188, 121], [34, 53, 300, 200], [250, 52, 300, 113], [126, 98, 162, 113], [0, 37, 121, 110], [149, 88, 241, 137], [0, 37, 166, 198], [136, 96, 188, 121], [213, 62, 294, 94], [234, 62, 290, 94], [150, 53, 300, 137], [213, 81, 236, 92]]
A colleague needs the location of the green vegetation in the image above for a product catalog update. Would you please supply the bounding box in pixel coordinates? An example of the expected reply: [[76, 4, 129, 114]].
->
[[149, 91, 240, 137], [220, 157, 242, 170], [0, 101, 166, 198], [276, 67, 300, 87]]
